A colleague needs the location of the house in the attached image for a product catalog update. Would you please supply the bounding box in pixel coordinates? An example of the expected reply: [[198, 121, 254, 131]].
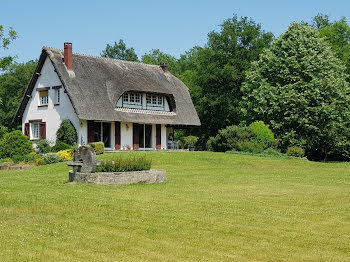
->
[[14, 43, 200, 150]]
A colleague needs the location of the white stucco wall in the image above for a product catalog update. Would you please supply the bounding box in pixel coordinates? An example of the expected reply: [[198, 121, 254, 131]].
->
[[22, 57, 80, 145], [161, 124, 167, 150]]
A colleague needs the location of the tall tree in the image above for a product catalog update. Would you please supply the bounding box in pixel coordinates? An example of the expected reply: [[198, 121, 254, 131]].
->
[[142, 49, 181, 76], [241, 23, 350, 160], [0, 60, 36, 130], [101, 39, 139, 61], [0, 25, 17, 71], [181, 15, 274, 148], [312, 14, 350, 81]]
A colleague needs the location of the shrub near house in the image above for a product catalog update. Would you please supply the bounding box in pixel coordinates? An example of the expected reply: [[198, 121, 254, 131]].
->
[[0, 130, 33, 158]]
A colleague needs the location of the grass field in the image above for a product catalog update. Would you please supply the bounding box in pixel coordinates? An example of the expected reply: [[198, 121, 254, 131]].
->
[[0, 152, 349, 261]]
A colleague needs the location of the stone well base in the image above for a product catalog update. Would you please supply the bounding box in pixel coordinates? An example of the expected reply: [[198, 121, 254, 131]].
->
[[69, 169, 166, 185]]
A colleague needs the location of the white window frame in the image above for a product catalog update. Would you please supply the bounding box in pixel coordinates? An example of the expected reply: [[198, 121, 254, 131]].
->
[[54, 89, 60, 105], [123, 92, 142, 106], [39, 90, 49, 106], [31, 122, 41, 140], [147, 94, 163, 107]]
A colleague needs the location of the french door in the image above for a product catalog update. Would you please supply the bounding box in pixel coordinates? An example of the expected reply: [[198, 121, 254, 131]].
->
[[139, 124, 152, 149]]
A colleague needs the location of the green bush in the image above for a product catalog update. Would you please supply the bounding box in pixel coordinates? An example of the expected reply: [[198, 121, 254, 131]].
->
[[0, 126, 8, 140], [97, 155, 151, 172], [52, 141, 71, 152], [36, 139, 52, 154], [184, 136, 199, 148], [237, 140, 264, 154], [42, 153, 62, 164], [206, 125, 256, 152], [89, 142, 105, 155], [287, 146, 305, 157], [249, 121, 274, 148], [56, 120, 77, 146], [259, 148, 287, 158], [0, 130, 33, 158]]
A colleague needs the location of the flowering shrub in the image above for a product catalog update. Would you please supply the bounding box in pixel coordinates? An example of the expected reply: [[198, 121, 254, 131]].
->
[[57, 149, 74, 161]]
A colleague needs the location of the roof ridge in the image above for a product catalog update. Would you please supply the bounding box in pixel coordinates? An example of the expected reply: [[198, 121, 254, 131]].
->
[[42, 46, 160, 68]]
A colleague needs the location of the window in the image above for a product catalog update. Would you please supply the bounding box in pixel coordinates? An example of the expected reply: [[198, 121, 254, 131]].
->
[[32, 122, 40, 140], [54, 89, 60, 105], [39, 90, 48, 106], [123, 93, 129, 102], [122, 92, 141, 105], [147, 94, 163, 107]]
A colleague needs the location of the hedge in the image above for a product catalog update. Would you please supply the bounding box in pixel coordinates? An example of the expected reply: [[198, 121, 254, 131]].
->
[[88, 142, 105, 155]]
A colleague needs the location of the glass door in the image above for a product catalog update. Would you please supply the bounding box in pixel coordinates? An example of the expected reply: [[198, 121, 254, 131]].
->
[[138, 124, 152, 149], [102, 122, 111, 148]]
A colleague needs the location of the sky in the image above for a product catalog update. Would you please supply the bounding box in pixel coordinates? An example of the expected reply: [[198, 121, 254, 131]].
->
[[1, 0, 350, 63]]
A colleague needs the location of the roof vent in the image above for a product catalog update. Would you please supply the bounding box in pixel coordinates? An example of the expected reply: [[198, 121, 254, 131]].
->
[[160, 62, 168, 73], [64, 42, 73, 70]]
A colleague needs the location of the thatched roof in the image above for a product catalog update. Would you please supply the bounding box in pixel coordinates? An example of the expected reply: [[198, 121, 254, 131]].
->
[[15, 47, 201, 126]]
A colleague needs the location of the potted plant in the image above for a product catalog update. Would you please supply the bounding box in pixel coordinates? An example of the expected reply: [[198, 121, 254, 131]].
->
[[184, 136, 198, 151]]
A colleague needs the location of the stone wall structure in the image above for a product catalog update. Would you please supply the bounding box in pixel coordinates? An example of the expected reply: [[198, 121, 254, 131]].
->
[[69, 169, 166, 185]]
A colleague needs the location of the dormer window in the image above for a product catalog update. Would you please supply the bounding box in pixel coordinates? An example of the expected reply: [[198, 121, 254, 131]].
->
[[147, 94, 163, 107], [122, 92, 142, 105], [39, 90, 48, 106]]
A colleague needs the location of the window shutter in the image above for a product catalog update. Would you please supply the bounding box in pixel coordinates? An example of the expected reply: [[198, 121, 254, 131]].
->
[[24, 123, 30, 139], [156, 124, 161, 149], [40, 122, 46, 139], [133, 123, 139, 150], [115, 122, 121, 150]]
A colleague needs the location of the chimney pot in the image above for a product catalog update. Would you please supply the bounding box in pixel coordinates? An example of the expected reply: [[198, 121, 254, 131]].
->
[[64, 42, 73, 70], [160, 62, 168, 73]]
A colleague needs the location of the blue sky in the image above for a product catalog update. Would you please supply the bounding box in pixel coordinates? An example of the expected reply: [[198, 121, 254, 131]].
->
[[2, 0, 350, 63]]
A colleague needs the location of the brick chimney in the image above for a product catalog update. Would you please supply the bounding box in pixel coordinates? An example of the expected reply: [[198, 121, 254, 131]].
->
[[64, 42, 73, 70], [160, 62, 168, 73]]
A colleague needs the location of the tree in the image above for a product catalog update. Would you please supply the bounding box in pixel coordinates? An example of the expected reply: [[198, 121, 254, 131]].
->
[[0, 60, 36, 129], [101, 39, 139, 61], [0, 25, 17, 71], [312, 15, 350, 81], [142, 49, 181, 75], [241, 22, 350, 160], [181, 15, 273, 149]]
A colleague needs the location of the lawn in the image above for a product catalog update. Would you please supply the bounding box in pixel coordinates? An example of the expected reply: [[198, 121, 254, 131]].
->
[[0, 152, 349, 261]]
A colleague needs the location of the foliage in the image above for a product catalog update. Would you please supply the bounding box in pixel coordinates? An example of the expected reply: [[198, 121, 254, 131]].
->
[[89, 142, 105, 155], [142, 49, 182, 75], [249, 121, 274, 148], [206, 125, 256, 152], [96, 155, 151, 172], [101, 39, 139, 61], [0, 130, 33, 158], [237, 140, 264, 154], [0, 25, 17, 71], [36, 139, 51, 154], [312, 14, 350, 81], [241, 22, 350, 160], [51, 141, 71, 152], [0, 61, 36, 129], [57, 149, 74, 161], [56, 120, 77, 146], [42, 153, 61, 164], [180, 15, 273, 149], [287, 146, 305, 158], [183, 136, 198, 147], [0, 126, 8, 139]]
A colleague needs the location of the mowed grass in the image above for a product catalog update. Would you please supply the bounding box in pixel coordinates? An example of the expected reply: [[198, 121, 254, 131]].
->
[[0, 152, 349, 261]]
